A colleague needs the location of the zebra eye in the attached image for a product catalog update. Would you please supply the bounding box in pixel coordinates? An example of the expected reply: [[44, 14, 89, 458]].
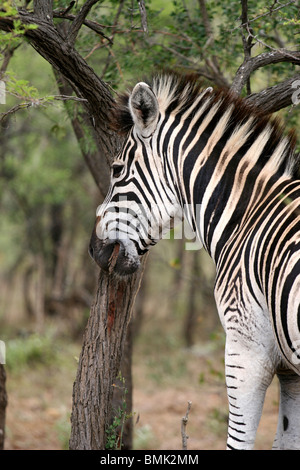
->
[[112, 164, 124, 178]]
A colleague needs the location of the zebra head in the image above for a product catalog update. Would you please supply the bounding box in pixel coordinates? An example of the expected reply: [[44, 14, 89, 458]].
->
[[89, 81, 183, 276]]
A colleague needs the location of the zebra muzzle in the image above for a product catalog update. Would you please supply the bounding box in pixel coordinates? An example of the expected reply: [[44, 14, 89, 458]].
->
[[89, 233, 141, 276]]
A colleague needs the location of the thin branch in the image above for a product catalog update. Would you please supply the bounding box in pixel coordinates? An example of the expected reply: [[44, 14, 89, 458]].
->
[[236, 0, 297, 30], [66, 0, 101, 45], [157, 43, 229, 88], [231, 0, 300, 95], [0, 94, 87, 122], [240, 0, 253, 94], [0, 44, 21, 78], [181, 401, 192, 451], [102, 43, 125, 81], [138, 1, 148, 34], [99, 0, 126, 76], [111, 0, 126, 36], [53, 11, 112, 44], [231, 49, 300, 95], [248, 34, 300, 62], [61, 1, 76, 16], [198, 0, 213, 38]]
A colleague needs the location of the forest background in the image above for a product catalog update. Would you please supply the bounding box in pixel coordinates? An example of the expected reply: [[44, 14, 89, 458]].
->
[[0, 0, 299, 450]]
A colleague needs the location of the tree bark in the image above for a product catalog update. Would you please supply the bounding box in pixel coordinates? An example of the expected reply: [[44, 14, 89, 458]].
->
[[69, 264, 145, 450], [231, 50, 300, 96], [245, 72, 300, 114]]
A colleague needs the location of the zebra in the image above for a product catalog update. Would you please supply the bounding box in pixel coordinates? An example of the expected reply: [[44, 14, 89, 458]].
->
[[89, 72, 300, 450]]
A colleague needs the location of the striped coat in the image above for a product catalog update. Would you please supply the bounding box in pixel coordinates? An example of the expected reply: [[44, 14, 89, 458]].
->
[[90, 73, 300, 449]]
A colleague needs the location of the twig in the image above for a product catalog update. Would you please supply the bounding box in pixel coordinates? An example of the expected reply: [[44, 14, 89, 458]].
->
[[67, 0, 100, 45], [237, 0, 297, 30], [247, 34, 300, 62], [198, 0, 229, 87], [138, 1, 148, 34], [181, 401, 192, 450], [0, 94, 87, 122], [53, 12, 113, 44], [240, 0, 253, 94], [231, 49, 300, 95], [61, 1, 76, 16]]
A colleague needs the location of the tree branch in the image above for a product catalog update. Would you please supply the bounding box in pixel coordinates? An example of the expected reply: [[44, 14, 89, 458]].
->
[[237, 0, 297, 30], [54, 69, 111, 197], [5, 9, 119, 165], [198, 0, 213, 38], [66, 0, 100, 45], [181, 401, 192, 450], [0, 94, 87, 123], [245, 72, 300, 113], [52, 9, 112, 43], [240, 0, 254, 94], [231, 49, 300, 95], [138, 1, 148, 34]]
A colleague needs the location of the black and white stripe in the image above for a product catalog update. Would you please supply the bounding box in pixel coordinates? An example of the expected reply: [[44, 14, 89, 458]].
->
[[95, 73, 300, 449]]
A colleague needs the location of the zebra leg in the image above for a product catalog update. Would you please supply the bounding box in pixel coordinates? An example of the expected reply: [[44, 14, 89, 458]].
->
[[224, 337, 274, 450], [272, 370, 300, 450]]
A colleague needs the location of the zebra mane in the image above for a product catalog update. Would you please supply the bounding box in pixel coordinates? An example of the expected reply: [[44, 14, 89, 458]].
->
[[111, 72, 299, 178]]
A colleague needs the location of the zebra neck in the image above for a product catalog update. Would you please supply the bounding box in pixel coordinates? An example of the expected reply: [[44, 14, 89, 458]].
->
[[167, 114, 291, 262], [158, 90, 296, 262], [183, 157, 292, 263]]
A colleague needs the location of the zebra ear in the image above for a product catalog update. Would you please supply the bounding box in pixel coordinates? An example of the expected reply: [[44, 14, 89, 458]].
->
[[129, 82, 159, 138]]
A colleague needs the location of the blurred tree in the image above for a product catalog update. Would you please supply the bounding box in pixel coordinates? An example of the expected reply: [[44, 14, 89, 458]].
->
[[0, 364, 7, 450], [0, 0, 299, 450]]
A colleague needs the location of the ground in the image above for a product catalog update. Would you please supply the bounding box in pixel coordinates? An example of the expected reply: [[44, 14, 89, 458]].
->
[[4, 334, 279, 451], [133, 378, 279, 450]]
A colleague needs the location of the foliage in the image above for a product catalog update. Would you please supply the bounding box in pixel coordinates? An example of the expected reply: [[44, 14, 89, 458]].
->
[[0, 1, 37, 53], [5, 332, 57, 372], [69, 0, 300, 95], [105, 372, 133, 450], [0, 44, 94, 271]]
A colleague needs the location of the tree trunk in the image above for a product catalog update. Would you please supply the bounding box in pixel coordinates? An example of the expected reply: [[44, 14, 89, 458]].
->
[[69, 261, 146, 450]]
